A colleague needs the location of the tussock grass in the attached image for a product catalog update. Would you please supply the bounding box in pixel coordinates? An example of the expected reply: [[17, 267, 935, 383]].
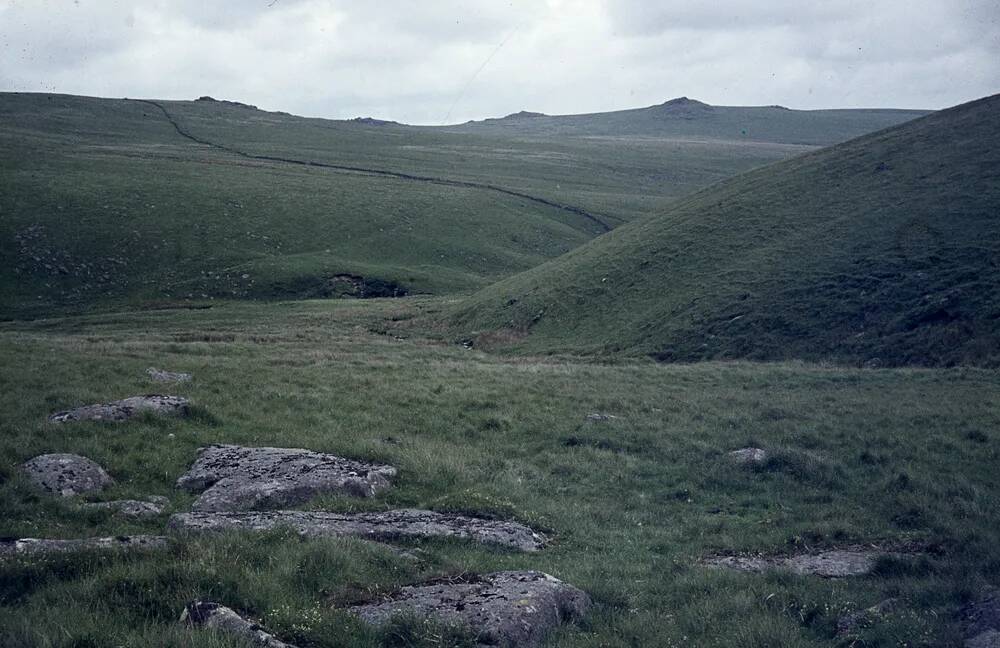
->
[[1, 299, 998, 645]]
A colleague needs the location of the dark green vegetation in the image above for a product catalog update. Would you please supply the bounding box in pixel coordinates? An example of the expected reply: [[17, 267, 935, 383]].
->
[[2, 299, 1000, 646], [445, 97, 928, 146], [449, 94, 1000, 367], [0, 92, 921, 318]]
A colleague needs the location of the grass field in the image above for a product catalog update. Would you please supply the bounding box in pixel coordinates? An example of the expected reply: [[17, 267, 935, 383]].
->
[[2, 298, 999, 647], [447, 94, 1000, 368]]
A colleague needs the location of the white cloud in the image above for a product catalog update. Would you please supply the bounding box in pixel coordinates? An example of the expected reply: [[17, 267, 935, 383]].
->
[[1, 0, 997, 123]]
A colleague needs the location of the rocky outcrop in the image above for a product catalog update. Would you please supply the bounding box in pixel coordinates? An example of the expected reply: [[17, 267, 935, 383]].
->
[[147, 368, 192, 383], [82, 496, 169, 517], [0, 535, 168, 558], [48, 395, 190, 423], [175, 445, 396, 511], [349, 571, 590, 647], [703, 548, 898, 577], [21, 453, 114, 496], [180, 601, 296, 648], [168, 509, 547, 552]]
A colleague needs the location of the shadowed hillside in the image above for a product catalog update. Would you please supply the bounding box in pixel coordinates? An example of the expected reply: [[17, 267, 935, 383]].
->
[[447, 94, 1000, 367]]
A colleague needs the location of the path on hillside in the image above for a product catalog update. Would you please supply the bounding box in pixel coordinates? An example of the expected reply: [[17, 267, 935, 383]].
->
[[134, 99, 613, 233]]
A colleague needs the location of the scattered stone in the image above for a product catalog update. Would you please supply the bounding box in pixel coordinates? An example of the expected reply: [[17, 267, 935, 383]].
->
[[181, 601, 296, 648], [586, 413, 617, 421], [82, 496, 169, 517], [349, 570, 590, 648], [168, 509, 547, 552], [0, 535, 168, 558], [21, 453, 114, 496], [48, 395, 190, 423], [703, 547, 899, 577], [836, 598, 900, 635], [147, 367, 192, 383], [962, 589, 1000, 647], [728, 447, 768, 464], [176, 445, 397, 511]]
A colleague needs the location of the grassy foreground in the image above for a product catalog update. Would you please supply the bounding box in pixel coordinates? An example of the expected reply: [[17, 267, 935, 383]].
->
[[1, 298, 999, 646]]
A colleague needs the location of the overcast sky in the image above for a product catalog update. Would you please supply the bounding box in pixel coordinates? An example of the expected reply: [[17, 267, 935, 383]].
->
[[2, 0, 998, 124]]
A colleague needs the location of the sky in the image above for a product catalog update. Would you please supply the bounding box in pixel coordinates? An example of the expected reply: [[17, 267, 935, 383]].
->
[[1, 0, 998, 124]]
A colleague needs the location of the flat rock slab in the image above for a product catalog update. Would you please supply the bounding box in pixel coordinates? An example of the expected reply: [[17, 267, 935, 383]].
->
[[148, 368, 192, 383], [963, 589, 1000, 647], [21, 453, 114, 496], [83, 496, 169, 517], [728, 447, 768, 464], [350, 570, 590, 648], [49, 395, 190, 423], [168, 509, 547, 552], [0, 535, 168, 558], [176, 445, 397, 511], [703, 548, 895, 577], [181, 601, 296, 648]]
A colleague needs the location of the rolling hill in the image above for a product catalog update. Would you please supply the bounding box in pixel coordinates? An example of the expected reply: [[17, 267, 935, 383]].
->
[[0, 92, 924, 318], [447, 94, 1000, 367], [443, 97, 929, 145]]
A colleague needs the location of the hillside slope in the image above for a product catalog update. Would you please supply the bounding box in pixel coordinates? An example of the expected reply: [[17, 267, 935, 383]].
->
[[0, 92, 926, 318], [0, 93, 830, 317], [443, 97, 929, 146], [447, 94, 1000, 367]]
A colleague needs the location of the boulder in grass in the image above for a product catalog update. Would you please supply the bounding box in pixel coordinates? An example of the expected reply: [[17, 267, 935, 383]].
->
[[168, 508, 547, 552], [703, 547, 910, 578], [180, 601, 296, 648], [728, 447, 767, 464], [21, 453, 114, 496], [82, 496, 169, 517], [176, 445, 397, 511], [0, 535, 168, 558], [350, 570, 590, 648], [147, 368, 192, 383], [48, 395, 190, 423], [963, 589, 1000, 648]]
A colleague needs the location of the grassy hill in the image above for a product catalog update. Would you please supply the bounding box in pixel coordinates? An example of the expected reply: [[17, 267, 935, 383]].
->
[[0, 93, 922, 318], [447, 94, 1000, 367], [443, 97, 929, 146]]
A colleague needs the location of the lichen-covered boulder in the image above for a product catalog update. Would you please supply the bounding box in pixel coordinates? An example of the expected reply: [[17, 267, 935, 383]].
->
[[0, 535, 168, 558], [180, 601, 296, 648], [350, 571, 590, 647], [175, 445, 396, 511], [169, 508, 547, 552], [82, 496, 169, 517], [48, 395, 190, 423], [21, 453, 114, 496]]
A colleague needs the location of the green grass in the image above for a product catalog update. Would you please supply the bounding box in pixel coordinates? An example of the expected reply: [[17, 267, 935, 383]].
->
[[1, 92, 916, 319], [2, 298, 999, 646], [447, 93, 1000, 367]]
